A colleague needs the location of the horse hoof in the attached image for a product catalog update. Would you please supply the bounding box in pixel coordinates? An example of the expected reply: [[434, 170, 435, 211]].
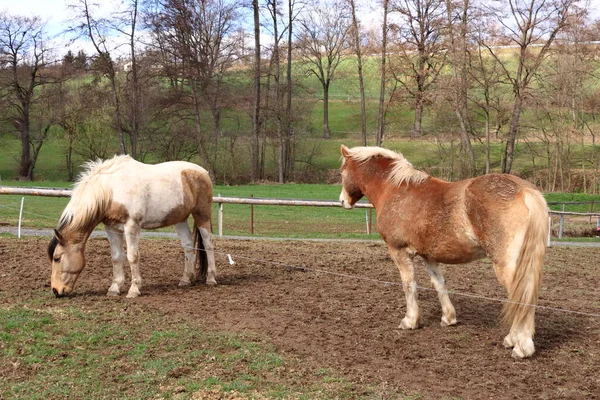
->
[[512, 339, 535, 359], [503, 334, 515, 348], [440, 316, 457, 327], [126, 290, 141, 298], [178, 280, 191, 287], [206, 279, 217, 286], [399, 317, 418, 330], [106, 290, 120, 296]]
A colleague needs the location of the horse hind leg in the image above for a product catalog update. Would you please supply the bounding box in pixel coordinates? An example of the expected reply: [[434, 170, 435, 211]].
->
[[424, 260, 457, 327], [388, 246, 420, 330], [124, 222, 143, 298], [197, 220, 217, 285], [493, 226, 540, 359], [175, 221, 197, 286], [105, 225, 126, 296]]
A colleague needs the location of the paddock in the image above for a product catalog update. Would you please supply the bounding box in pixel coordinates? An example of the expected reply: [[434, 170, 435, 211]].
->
[[1, 236, 598, 399]]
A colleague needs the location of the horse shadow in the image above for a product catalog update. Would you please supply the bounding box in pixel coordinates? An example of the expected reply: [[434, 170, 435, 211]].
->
[[419, 293, 592, 354]]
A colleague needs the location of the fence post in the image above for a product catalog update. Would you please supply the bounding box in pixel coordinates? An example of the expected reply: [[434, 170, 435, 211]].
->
[[365, 209, 370, 234], [547, 216, 552, 247], [558, 214, 564, 239], [217, 194, 223, 237], [250, 194, 254, 235], [17, 197, 24, 239]]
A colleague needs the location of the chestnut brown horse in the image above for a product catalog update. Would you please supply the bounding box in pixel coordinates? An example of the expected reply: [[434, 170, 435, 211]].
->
[[339, 145, 548, 358], [48, 155, 216, 298]]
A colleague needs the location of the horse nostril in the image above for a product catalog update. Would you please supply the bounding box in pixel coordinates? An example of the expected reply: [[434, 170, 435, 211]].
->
[[52, 288, 59, 297]]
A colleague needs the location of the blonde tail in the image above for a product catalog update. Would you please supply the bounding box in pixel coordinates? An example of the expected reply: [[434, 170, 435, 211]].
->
[[502, 189, 548, 335]]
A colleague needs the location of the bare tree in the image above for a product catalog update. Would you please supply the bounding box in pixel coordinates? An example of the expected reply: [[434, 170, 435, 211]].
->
[[68, 0, 129, 155], [347, 0, 367, 145], [0, 14, 58, 180], [376, 0, 390, 146], [146, 0, 241, 178], [445, 0, 475, 177], [252, 0, 261, 181], [297, 0, 351, 139], [389, 0, 447, 137], [469, 17, 510, 175], [283, 0, 297, 181], [264, 0, 286, 182], [482, 0, 578, 173]]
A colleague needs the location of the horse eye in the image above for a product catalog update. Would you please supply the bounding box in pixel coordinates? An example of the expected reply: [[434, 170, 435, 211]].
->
[[53, 256, 61, 263]]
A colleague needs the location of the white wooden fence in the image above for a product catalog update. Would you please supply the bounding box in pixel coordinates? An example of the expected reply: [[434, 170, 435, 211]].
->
[[1, 186, 599, 242], [0, 186, 375, 237]]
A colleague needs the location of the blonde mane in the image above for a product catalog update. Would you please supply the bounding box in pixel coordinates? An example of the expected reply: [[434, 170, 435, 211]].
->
[[58, 155, 132, 233], [344, 146, 429, 186]]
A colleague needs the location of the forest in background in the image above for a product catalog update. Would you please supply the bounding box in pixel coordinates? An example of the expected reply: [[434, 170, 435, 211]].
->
[[1, 0, 600, 193]]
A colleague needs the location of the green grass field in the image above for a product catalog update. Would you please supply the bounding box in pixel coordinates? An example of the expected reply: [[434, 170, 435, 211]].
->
[[1, 181, 599, 239]]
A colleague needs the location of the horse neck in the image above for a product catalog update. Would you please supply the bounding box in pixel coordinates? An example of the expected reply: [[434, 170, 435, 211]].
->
[[58, 188, 108, 245], [60, 220, 97, 246], [353, 159, 395, 209]]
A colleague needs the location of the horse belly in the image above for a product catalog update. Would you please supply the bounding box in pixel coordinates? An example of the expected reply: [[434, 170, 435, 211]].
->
[[141, 199, 188, 229], [426, 240, 486, 264]]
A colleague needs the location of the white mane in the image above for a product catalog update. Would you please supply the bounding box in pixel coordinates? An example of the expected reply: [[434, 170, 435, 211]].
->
[[344, 146, 429, 186], [58, 155, 131, 232]]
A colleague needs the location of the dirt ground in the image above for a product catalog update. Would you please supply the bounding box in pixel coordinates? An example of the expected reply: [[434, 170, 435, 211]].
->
[[1, 236, 599, 399]]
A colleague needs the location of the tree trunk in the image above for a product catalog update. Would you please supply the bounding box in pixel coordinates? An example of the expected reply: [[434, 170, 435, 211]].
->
[[485, 112, 491, 174], [128, 0, 140, 159], [284, 0, 294, 181], [376, 0, 389, 146], [447, 0, 474, 178], [323, 81, 331, 139], [349, 0, 367, 145], [18, 106, 32, 180], [412, 93, 423, 137], [503, 94, 523, 173], [252, 0, 261, 181]]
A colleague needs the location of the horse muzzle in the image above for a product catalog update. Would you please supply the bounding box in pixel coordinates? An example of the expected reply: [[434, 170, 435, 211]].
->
[[339, 191, 355, 210], [52, 287, 70, 298]]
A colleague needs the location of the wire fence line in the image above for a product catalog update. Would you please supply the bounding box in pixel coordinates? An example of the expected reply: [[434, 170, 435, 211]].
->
[[184, 244, 600, 319]]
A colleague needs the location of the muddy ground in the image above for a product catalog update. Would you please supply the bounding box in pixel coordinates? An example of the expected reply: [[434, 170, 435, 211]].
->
[[1, 236, 599, 399]]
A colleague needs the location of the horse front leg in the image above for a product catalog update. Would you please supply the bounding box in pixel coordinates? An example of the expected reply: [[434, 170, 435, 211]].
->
[[174, 221, 196, 286], [424, 260, 457, 327], [124, 222, 142, 298], [388, 246, 420, 330], [105, 225, 126, 296]]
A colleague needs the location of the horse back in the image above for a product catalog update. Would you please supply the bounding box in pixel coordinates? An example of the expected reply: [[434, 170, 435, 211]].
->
[[104, 160, 212, 229], [376, 174, 541, 264]]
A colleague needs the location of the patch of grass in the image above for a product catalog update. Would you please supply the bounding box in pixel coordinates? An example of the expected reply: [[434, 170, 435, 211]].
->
[[0, 302, 410, 399]]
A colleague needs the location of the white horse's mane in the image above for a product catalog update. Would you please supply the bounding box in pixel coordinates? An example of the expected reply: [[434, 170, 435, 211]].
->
[[344, 146, 429, 186], [58, 155, 132, 233]]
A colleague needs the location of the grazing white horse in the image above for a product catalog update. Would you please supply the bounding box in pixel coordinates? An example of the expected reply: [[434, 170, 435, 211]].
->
[[48, 155, 216, 298]]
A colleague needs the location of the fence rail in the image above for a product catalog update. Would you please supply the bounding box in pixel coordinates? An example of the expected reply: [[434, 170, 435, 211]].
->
[[1, 186, 599, 241]]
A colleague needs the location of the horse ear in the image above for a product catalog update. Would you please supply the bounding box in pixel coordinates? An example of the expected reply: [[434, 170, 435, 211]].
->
[[54, 229, 63, 244], [341, 145, 350, 158]]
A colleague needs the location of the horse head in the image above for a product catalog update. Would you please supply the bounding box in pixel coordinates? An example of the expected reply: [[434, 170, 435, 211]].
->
[[48, 230, 86, 297], [339, 145, 365, 209]]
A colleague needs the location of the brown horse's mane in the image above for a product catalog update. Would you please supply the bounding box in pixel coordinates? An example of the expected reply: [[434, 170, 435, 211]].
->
[[344, 146, 429, 186], [58, 155, 131, 235]]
